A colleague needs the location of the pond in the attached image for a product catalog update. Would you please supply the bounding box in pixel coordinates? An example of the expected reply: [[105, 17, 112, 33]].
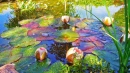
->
[[0, 0, 128, 73]]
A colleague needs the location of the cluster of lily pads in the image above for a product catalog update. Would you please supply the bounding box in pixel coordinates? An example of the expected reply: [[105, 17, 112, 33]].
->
[[0, 15, 121, 72]]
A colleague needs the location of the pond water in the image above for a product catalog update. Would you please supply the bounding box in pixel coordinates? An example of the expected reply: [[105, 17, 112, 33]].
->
[[0, 0, 126, 73]]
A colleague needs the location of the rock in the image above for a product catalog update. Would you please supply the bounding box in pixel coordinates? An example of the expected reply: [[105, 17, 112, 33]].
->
[[0, 64, 18, 73]]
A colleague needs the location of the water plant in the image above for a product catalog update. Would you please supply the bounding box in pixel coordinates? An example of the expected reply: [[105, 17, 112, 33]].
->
[[86, 0, 130, 72]]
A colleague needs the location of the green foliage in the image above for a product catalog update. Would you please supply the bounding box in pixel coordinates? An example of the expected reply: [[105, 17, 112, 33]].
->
[[84, 54, 109, 72], [74, 0, 114, 7], [44, 61, 69, 73], [69, 58, 87, 73]]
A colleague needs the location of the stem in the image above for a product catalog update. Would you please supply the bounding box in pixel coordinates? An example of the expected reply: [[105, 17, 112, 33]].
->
[[64, 0, 67, 14]]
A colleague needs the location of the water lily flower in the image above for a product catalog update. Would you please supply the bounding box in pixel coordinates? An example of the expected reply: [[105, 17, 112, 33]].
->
[[61, 15, 70, 24], [72, 26, 76, 31], [102, 17, 114, 26], [35, 47, 47, 61], [119, 34, 130, 43], [66, 47, 83, 63]]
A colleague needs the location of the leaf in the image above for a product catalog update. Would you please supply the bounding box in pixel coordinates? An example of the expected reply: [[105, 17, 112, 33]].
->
[[10, 36, 40, 47], [35, 15, 55, 27], [54, 29, 79, 43], [27, 27, 56, 41], [75, 21, 88, 29], [19, 19, 33, 25], [22, 22, 39, 29], [1, 27, 28, 39], [16, 57, 51, 73], [44, 61, 68, 73], [0, 52, 22, 65], [84, 54, 108, 70], [92, 44, 119, 71]]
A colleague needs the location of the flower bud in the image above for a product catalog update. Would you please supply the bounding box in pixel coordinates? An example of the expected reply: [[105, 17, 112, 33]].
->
[[66, 47, 83, 63], [35, 47, 47, 61], [102, 17, 114, 26], [61, 15, 70, 24]]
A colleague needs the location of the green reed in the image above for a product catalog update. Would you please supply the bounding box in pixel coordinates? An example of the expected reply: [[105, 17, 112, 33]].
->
[[84, 0, 129, 72]]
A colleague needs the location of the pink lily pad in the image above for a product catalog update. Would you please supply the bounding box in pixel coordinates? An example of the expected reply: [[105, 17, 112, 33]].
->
[[80, 36, 104, 48], [22, 22, 39, 29], [27, 27, 56, 41], [36, 35, 55, 41]]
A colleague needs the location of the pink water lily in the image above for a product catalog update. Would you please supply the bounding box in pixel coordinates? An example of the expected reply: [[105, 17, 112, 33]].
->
[[102, 17, 114, 26], [35, 47, 48, 61], [66, 47, 83, 63], [61, 15, 70, 24]]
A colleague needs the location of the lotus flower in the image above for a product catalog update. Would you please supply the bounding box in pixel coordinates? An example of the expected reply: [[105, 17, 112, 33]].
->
[[66, 47, 83, 63], [102, 17, 114, 26], [120, 34, 130, 43], [35, 47, 47, 61], [61, 15, 70, 24]]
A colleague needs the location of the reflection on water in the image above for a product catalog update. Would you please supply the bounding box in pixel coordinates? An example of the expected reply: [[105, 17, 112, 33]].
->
[[75, 5, 124, 19]]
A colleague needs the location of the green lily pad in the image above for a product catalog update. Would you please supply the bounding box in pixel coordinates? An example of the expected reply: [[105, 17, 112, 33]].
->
[[92, 44, 119, 71], [0, 50, 22, 64], [1, 27, 28, 39], [16, 58, 51, 73], [54, 29, 79, 43], [19, 19, 33, 25], [35, 15, 55, 27], [10, 36, 40, 47], [75, 21, 88, 29], [44, 61, 68, 73], [11, 45, 46, 57]]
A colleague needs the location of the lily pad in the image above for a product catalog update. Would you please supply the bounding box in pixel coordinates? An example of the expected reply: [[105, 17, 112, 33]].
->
[[16, 58, 51, 73], [22, 22, 39, 29], [92, 44, 119, 71], [10, 36, 40, 47], [35, 15, 55, 27], [0, 52, 22, 65], [19, 19, 33, 25], [54, 29, 79, 43], [44, 61, 68, 73], [27, 27, 56, 41], [75, 20, 88, 29], [1, 27, 28, 39]]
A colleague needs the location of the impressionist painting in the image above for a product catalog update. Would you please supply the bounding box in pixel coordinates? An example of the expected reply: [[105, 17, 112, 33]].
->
[[0, 0, 129, 73]]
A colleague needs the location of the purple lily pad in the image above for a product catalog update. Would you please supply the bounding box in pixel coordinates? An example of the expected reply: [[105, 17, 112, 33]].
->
[[36, 35, 55, 41], [76, 29, 97, 36], [27, 27, 56, 41], [80, 36, 104, 47], [22, 22, 39, 29], [80, 42, 96, 53]]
